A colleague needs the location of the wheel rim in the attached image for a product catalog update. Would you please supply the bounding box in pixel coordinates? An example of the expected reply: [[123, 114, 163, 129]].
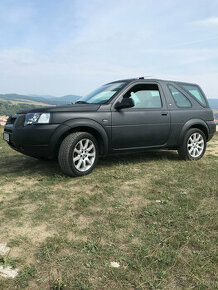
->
[[73, 138, 96, 172], [187, 132, 204, 158]]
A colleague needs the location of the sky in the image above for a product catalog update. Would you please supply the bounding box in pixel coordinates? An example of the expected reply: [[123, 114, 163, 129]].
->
[[0, 0, 218, 97]]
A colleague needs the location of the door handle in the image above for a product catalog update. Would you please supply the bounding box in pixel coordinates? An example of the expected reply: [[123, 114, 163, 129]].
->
[[161, 112, 168, 116]]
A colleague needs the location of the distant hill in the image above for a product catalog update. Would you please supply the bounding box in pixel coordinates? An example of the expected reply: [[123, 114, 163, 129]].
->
[[59, 95, 81, 103], [0, 93, 81, 106], [29, 94, 81, 103], [28, 94, 81, 104], [0, 93, 82, 116], [29, 94, 56, 99]]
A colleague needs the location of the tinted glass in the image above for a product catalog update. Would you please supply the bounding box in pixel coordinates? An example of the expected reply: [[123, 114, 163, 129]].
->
[[79, 82, 126, 104], [168, 85, 192, 108], [129, 85, 162, 108], [180, 84, 207, 106]]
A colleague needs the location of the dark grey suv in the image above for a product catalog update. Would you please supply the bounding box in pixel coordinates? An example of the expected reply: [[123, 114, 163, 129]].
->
[[3, 78, 216, 176]]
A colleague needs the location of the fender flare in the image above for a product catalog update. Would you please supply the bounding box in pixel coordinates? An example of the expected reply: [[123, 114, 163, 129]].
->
[[178, 119, 209, 145], [49, 118, 109, 157]]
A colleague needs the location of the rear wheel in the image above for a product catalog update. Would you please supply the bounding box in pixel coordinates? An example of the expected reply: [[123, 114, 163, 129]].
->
[[58, 132, 98, 176], [178, 128, 206, 160]]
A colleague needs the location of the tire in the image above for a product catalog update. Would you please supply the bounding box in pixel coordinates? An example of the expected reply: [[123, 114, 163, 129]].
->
[[178, 128, 206, 161], [58, 132, 99, 177]]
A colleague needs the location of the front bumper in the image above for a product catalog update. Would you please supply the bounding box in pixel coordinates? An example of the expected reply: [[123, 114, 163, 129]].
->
[[4, 114, 59, 159]]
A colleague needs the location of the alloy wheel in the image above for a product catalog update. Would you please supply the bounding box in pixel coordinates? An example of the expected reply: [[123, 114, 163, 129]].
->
[[73, 138, 96, 172], [187, 132, 204, 158]]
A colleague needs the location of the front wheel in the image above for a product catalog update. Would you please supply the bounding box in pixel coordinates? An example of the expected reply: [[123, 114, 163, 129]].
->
[[178, 128, 206, 160], [58, 132, 98, 177]]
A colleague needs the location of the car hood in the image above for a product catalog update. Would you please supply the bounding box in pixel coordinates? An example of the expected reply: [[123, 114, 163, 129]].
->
[[18, 104, 101, 114]]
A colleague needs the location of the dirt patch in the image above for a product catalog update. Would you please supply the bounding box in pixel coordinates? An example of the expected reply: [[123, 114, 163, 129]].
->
[[1, 223, 54, 245], [0, 223, 55, 266], [126, 196, 151, 210], [206, 141, 218, 156], [167, 278, 183, 290], [0, 193, 17, 203], [120, 176, 153, 193], [73, 214, 93, 230], [179, 245, 194, 262], [0, 178, 38, 195], [15, 177, 38, 186], [0, 183, 18, 195], [54, 182, 103, 196]]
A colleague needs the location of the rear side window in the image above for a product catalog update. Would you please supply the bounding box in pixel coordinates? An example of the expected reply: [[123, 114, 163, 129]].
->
[[168, 85, 192, 108], [180, 84, 207, 106]]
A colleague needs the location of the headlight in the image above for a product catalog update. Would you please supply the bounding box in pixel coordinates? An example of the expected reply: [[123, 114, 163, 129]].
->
[[24, 113, 51, 126]]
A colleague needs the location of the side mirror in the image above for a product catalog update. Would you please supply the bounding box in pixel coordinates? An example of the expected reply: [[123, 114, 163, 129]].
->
[[115, 98, 135, 110]]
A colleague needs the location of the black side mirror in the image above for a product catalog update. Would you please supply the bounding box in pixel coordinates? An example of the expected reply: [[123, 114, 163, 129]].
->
[[115, 98, 135, 110]]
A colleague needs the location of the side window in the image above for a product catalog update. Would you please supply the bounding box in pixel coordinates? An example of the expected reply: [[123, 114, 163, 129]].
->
[[168, 85, 192, 108], [180, 84, 207, 106], [126, 84, 162, 109]]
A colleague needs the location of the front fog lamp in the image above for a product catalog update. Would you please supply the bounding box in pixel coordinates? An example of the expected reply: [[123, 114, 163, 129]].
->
[[24, 113, 50, 126]]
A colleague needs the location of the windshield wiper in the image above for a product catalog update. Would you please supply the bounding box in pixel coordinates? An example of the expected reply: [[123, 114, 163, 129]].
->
[[75, 100, 88, 104]]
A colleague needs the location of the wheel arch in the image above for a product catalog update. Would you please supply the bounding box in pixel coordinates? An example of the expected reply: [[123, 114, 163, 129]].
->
[[49, 119, 109, 158], [179, 119, 209, 146]]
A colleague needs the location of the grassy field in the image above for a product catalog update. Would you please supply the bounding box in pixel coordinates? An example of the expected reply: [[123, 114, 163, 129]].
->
[[0, 126, 217, 289]]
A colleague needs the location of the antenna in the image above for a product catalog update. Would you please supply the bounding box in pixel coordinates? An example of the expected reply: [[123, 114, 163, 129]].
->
[[139, 76, 153, 79]]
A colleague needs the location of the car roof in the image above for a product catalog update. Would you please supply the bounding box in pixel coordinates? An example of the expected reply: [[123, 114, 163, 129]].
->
[[106, 78, 199, 86]]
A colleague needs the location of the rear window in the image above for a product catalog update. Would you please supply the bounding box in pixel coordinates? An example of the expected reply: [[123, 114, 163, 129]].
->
[[168, 85, 192, 108], [180, 84, 207, 106]]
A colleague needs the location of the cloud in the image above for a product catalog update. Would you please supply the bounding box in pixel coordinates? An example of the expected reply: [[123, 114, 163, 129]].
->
[[0, 47, 147, 95], [192, 17, 218, 26], [1, 45, 217, 97]]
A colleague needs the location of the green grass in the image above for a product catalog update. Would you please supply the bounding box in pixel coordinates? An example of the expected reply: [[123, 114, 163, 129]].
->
[[0, 126, 217, 289]]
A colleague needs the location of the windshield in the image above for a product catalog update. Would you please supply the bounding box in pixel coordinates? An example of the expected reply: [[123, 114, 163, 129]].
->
[[77, 82, 126, 104]]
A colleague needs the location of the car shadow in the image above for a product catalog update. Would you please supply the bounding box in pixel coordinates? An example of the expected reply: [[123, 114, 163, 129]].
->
[[0, 150, 179, 177], [99, 150, 179, 167], [0, 154, 61, 177]]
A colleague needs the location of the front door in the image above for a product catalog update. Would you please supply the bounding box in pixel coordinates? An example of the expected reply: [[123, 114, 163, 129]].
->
[[111, 83, 170, 149]]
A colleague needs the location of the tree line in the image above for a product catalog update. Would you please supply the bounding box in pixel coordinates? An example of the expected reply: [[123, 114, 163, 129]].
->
[[0, 102, 39, 116]]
